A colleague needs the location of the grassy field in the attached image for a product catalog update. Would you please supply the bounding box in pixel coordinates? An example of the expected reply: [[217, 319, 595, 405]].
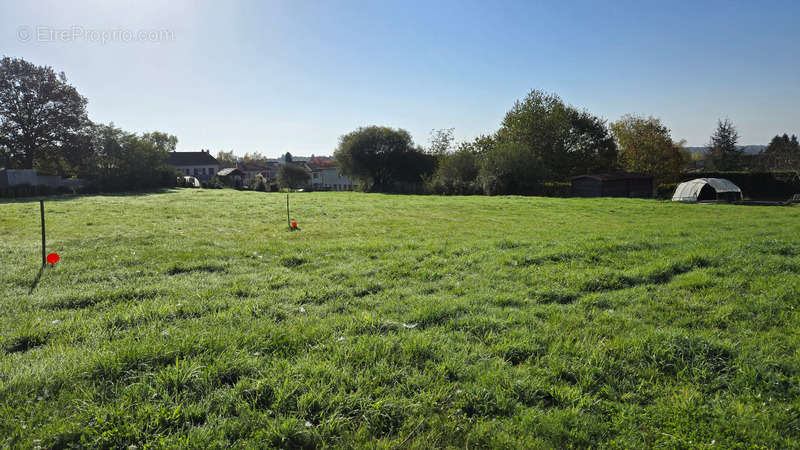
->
[[1, 189, 799, 448]]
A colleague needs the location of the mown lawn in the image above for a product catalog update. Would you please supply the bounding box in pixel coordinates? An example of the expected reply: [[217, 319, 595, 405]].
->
[[1, 189, 799, 448]]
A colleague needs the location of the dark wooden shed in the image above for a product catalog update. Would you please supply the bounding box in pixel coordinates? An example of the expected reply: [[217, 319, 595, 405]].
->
[[217, 168, 245, 187], [569, 173, 653, 198]]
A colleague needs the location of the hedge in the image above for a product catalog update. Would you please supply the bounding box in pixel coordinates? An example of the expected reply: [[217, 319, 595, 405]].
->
[[679, 171, 800, 199], [656, 183, 678, 200]]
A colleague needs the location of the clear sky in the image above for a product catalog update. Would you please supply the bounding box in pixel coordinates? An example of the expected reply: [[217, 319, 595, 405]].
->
[[1, 0, 798, 156]]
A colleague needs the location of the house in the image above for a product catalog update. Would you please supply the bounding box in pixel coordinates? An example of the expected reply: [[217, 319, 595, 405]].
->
[[217, 168, 245, 186], [278, 155, 311, 164], [237, 159, 282, 185], [307, 156, 356, 191], [570, 173, 653, 198], [164, 150, 220, 181]]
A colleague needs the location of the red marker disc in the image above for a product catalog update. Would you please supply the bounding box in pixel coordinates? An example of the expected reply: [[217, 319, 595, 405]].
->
[[47, 253, 60, 264], [291, 222, 297, 228]]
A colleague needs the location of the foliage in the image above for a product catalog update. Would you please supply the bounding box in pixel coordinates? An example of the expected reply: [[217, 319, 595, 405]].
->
[[334, 126, 435, 192], [426, 128, 455, 156], [1, 190, 799, 447], [479, 139, 545, 195], [277, 163, 310, 189], [84, 123, 178, 191], [427, 140, 484, 195], [656, 183, 679, 199], [0, 56, 89, 172], [201, 176, 224, 189], [707, 119, 741, 170], [610, 114, 690, 184], [536, 181, 571, 197], [479, 90, 617, 194], [242, 152, 267, 165], [215, 150, 237, 168], [761, 133, 800, 171]]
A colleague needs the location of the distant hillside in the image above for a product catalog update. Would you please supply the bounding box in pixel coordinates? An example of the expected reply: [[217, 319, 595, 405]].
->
[[686, 145, 766, 155]]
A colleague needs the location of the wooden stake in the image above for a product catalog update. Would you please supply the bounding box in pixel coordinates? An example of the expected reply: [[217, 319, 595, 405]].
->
[[40, 200, 46, 267], [286, 193, 291, 229]]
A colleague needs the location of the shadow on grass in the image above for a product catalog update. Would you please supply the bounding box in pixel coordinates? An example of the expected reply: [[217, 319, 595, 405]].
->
[[0, 188, 181, 204], [29, 265, 44, 294]]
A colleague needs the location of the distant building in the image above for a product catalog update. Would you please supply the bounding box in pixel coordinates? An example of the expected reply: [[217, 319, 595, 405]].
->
[[217, 167, 245, 187], [570, 173, 653, 198], [239, 161, 266, 185], [165, 151, 220, 181], [307, 156, 356, 191], [278, 154, 311, 164]]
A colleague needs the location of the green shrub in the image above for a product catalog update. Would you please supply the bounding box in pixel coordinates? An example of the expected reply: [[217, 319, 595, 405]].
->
[[537, 182, 571, 197], [656, 183, 678, 199], [202, 176, 224, 189]]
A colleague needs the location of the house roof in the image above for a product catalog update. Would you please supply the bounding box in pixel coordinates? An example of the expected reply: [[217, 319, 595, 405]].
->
[[218, 168, 244, 177], [165, 151, 219, 166], [240, 162, 267, 171], [569, 173, 653, 182]]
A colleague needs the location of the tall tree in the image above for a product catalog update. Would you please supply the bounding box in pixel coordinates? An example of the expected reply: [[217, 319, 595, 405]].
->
[[216, 150, 237, 167], [85, 123, 178, 190], [277, 163, 309, 189], [482, 89, 618, 193], [334, 126, 435, 191], [563, 108, 618, 175], [242, 152, 267, 165], [763, 133, 800, 170], [610, 114, 689, 184], [707, 119, 741, 170], [427, 128, 455, 156], [0, 56, 88, 170]]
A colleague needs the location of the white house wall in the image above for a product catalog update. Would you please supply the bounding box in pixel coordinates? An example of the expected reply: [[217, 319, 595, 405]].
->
[[311, 168, 355, 190]]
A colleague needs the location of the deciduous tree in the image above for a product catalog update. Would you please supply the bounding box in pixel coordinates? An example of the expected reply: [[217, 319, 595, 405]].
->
[[215, 150, 237, 167], [481, 89, 618, 193], [0, 56, 88, 170], [610, 114, 689, 184], [277, 163, 309, 189], [334, 126, 435, 191]]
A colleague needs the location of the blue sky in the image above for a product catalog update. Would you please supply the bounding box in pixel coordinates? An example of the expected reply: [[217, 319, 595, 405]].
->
[[1, 0, 798, 156]]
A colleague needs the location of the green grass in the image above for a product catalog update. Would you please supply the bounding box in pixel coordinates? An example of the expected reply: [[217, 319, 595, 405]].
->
[[1, 189, 799, 448]]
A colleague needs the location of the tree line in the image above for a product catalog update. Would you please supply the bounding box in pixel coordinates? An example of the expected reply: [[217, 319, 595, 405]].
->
[[333, 90, 696, 194], [334, 91, 798, 195], [3, 56, 797, 196]]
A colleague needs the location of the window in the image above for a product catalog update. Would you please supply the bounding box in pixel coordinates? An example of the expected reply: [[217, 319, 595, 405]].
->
[[209, 167, 215, 175], [313, 172, 319, 179], [194, 168, 199, 175], [202, 168, 206, 175], [185, 169, 190, 175]]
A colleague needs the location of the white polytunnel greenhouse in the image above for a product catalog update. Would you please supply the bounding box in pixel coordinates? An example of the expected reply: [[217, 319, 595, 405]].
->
[[672, 178, 742, 203]]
